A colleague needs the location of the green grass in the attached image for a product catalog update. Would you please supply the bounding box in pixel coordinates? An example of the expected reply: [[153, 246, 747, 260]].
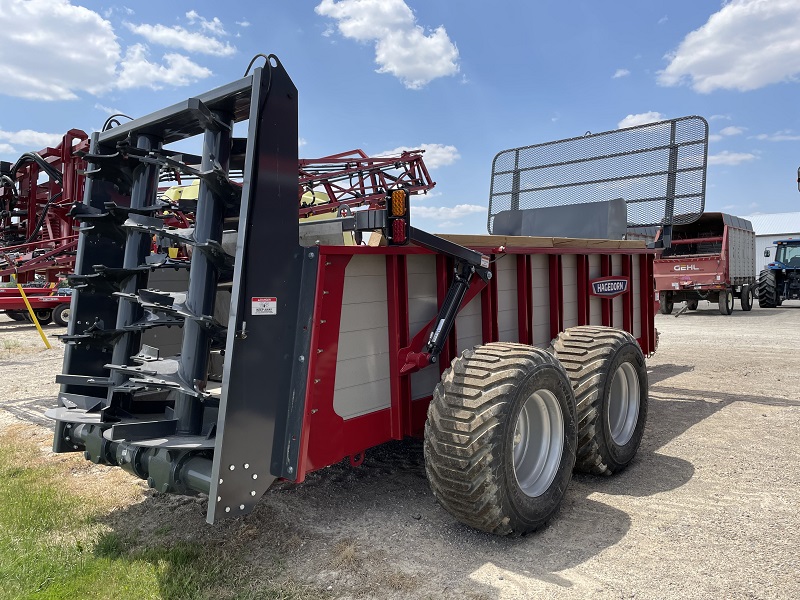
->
[[2, 339, 21, 352], [0, 429, 322, 600]]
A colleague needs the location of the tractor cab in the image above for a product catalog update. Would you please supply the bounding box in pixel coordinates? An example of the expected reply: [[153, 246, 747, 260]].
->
[[768, 239, 800, 269]]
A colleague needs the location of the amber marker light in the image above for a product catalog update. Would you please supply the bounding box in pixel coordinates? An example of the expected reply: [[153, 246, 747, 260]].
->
[[391, 189, 408, 216]]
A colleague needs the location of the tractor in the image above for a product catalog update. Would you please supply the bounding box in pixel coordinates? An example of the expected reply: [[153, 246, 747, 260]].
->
[[758, 239, 800, 307]]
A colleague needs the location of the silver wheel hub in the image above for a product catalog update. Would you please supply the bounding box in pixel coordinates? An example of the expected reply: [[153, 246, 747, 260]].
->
[[607, 362, 640, 446], [512, 389, 564, 497]]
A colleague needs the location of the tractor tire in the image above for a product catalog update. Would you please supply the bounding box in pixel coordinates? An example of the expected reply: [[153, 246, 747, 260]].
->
[[757, 270, 778, 308], [24, 309, 52, 325], [718, 288, 733, 315], [424, 342, 577, 536], [5, 310, 26, 321], [551, 326, 648, 475], [686, 300, 699, 311], [659, 292, 673, 315], [740, 284, 753, 312], [53, 304, 70, 327]]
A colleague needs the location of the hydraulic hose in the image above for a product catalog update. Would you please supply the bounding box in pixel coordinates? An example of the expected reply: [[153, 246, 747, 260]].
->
[[11, 152, 63, 183]]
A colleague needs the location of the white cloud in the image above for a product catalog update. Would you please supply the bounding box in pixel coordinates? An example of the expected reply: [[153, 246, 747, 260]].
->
[[437, 220, 463, 229], [709, 114, 731, 121], [613, 68, 630, 79], [618, 112, 665, 129], [94, 103, 123, 116], [719, 126, 745, 136], [185, 10, 226, 36], [0, 143, 16, 154], [116, 44, 212, 90], [658, 0, 800, 93], [0, 129, 64, 149], [708, 151, 757, 165], [299, 137, 308, 147], [126, 21, 235, 56], [377, 143, 460, 169], [236, 20, 251, 28], [415, 190, 441, 200], [103, 6, 134, 18], [414, 204, 485, 220], [0, 1, 225, 101], [754, 130, 800, 142], [658, 15, 668, 25], [0, 0, 119, 100], [315, 0, 459, 89], [711, 125, 746, 142]]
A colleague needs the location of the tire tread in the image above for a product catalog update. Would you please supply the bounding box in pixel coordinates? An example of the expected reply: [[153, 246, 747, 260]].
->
[[424, 343, 571, 535], [758, 269, 778, 308], [551, 326, 643, 475]]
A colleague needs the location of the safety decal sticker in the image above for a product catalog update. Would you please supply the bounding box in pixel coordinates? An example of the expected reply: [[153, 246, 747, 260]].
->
[[251, 297, 277, 315]]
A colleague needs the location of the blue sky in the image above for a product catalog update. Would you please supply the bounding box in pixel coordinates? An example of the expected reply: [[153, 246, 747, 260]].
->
[[2, 0, 799, 234]]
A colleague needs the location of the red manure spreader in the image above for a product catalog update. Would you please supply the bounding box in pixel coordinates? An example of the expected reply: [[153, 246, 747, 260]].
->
[[45, 56, 708, 535]]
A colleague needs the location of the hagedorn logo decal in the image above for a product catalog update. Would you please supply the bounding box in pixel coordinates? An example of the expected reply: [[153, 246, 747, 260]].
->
[[589, 276, 629, 298]]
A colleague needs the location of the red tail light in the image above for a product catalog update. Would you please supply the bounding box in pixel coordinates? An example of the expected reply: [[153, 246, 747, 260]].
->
[[392, 219, 407, 244]]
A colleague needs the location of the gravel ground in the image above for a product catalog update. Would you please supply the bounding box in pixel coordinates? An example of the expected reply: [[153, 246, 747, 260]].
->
[[1, 301, 799, 600]]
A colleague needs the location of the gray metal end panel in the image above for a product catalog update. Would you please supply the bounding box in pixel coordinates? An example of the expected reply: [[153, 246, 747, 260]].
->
[[491, 198, 628, 239], [207, 57, 306, 524]]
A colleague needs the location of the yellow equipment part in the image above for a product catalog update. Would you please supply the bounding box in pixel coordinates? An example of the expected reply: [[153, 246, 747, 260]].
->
[[161, 179, 200, 202]]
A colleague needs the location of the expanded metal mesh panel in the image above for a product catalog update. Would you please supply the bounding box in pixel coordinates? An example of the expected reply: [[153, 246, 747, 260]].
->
[[488, 116, 708, 233]]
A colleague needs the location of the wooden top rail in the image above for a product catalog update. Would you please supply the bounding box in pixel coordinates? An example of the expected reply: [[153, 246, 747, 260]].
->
[[437, 233, 647, 250]]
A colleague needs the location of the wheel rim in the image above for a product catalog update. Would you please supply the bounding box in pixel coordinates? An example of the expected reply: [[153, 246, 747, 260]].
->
[[512, 389, 564, 497], [607, 362, 640, 446], [61, 309, 70, 322]]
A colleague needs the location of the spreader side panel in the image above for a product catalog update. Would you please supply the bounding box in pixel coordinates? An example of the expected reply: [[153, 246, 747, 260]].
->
[[333, 255, 391, 419]]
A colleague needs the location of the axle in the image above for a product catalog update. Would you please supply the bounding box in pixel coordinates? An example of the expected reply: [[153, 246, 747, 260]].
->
[[57, 420, 212, 495]]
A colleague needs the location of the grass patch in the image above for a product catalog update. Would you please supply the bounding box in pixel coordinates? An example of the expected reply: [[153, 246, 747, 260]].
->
[[2, 339, 21, 350], [330, 540, 360, 569], [0, 426, 324, 600], [381, 571, 420, 591], [1, 338, 22, 357]]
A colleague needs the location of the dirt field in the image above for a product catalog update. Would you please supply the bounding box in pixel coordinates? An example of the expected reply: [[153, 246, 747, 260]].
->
[[1, 300, 799, 600]]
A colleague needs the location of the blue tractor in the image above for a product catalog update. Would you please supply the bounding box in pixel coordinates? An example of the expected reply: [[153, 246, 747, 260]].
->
[[758, 239, 800, 307]]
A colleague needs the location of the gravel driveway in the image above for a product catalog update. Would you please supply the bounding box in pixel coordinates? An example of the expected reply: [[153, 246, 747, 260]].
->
[[1, 301, 798, 599]]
